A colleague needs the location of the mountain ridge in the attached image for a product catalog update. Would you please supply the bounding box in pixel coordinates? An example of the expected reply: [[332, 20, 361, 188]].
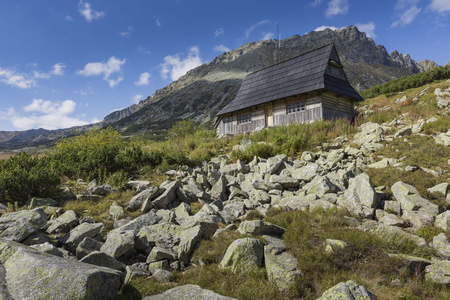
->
[[0, 26, 440, 150]]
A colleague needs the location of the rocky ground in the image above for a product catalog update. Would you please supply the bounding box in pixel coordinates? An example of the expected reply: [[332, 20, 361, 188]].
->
[[0, 86, 450, 299]]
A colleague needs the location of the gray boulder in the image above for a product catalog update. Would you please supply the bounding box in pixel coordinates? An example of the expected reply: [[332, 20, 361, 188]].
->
[[431, 233, 450, 258], [28, 197, 59, 208], [338, 173, 379, 217], [176, 223, 217, 264], [0, 238, 123, 300], [76, 237, 104, 259], [100, 230, 135, 259], [269, 174, 299, 189], [146, 247, 177, 264], [46, 210, 78, 234], [425, 260, 450, 284], [435, 211, 450, 231], [237, 220, 286, 236], [111, 211, 161, 236], [292, 163, 319, 182], [152, 180, 182, 209], [30, 242, 64, 257], [264, 246, 302, 292], [0, 208, 47, 242], [219, 238, 264, 273], [127, 186, 164, 212], [80, 251, 126, 272], [60, 222, 104, 252], [317, 280, 376, 300], [143, 284, 237, 300], [304, 175, 338, 197]]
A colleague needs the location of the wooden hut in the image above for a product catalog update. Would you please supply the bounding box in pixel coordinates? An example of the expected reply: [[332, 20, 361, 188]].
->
[[215, 43, 363, 136]]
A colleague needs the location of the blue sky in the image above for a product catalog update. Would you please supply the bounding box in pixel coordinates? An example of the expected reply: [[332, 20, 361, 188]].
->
[[0, 0, 449, 131]]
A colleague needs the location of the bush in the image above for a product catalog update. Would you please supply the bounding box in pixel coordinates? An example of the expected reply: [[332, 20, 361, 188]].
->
[[0, 152, 60, 204]]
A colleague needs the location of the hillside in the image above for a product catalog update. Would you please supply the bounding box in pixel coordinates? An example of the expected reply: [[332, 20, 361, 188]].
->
[[0, 25, 440, 151], [0, 75, 449, 299]]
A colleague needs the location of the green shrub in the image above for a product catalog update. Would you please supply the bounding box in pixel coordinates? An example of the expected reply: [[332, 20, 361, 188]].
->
[[0, 152, 60, 204]]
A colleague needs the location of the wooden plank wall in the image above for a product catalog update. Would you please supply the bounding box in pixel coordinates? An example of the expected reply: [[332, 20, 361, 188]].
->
[[322, 92, 354, 120]]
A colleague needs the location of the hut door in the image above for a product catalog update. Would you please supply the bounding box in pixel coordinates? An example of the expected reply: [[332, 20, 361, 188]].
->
[[265, 107, 273, 127]]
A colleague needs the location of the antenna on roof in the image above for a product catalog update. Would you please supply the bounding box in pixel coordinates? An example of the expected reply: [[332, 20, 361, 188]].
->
[[277, 24, 281, 63]]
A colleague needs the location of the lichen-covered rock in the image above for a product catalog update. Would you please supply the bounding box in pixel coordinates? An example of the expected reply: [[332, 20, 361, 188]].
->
[[292, 163, 319, 182], [324, 239, 347, 254], [305, 175, 338, 198], [100, 230, 135, 259], [143, 284, 237, 300], [60, 222, 104, 252], [28, 197, 59, 208], [431, 233, 450, 258], [435, 211, 450, 231], [136, 223, 182, 252], [237, 220, 286, 237], [358, 221, 427, 247], [338, 173, 378, 218], [176, 223, 217, 264], [0, 207, 47, 242], [0, 238, 123, 300], [80, 251, 126, 272], [425, 260, 450, 284], [146, 247, 177, 263], [111, 211, 161, 236], [46, 210, 79, 234], [76, 237, 104, 260], [148, 260, 170, 274], [269, 174, 299, 189], [264, 246, 302, 292], [275, 194, 318, 211], [152, 180, 182, 209], [219, 238, 264, 273], [127, 186, 164, 212], [30, 242, 64, 257], [317, 280, 376, 300]]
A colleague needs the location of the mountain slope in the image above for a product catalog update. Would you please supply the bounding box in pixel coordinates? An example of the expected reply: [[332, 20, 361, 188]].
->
[[0, 26, 439, 150], [109, 26, 435, 135]]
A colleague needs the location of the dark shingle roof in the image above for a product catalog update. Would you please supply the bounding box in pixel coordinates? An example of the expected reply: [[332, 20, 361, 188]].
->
[[217, 44, 362, 116]]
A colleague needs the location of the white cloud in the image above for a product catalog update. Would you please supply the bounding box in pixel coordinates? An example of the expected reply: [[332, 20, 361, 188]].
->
[[355, 22, 377, 39], [131, 94, 143, 104], [153, 17, 161, 27], [51, 63, 66, 76], [135, 72, 150, 86], [310, 0, 323, 7], [78, 1, 105, 22], [65, 15, 74, 22], [325, 0, 349, 17], [245, 20, 270, 38], [213, 45, 231, 53], [391, 0, 422, 27], [0, 67, 36, 89], [77, 56, 126, 87], [160, 46, 203, 81], [429, 0, 450, 13], [262, 33, 275, 40], [214, 28, 224, 38], [1, 99, 89, 130], [314, 25, 340, 32], [119, 26, 133, 37]]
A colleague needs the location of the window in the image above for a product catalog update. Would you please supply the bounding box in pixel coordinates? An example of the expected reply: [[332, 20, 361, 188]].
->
[[238, 113, 251, 124], [331, 67, 341, 77], [287, 101, 305, 114]]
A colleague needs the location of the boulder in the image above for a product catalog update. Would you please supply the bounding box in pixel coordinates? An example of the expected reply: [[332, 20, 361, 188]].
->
[[0, 239, 123, 300], [304, 175, 338, 197], [111, 211, 161, 236], [176, 223, 217, 264], [76, 237, 104, 260], [267, 155, 287, 174], [30, 242, 64, 257], [210, 175, 228, 201], [434, 130, 450, 146], [359, 221, 427, 247], [28, 197, 59, 208], [275, 194, 318, 211], [292, 163, 319, 182], [425, 260, 450, 284], [219, 238, 264, 273], [136, 223, 182, 252], [46, 210, 78, 234], [435, 211, 450, 231], [127, 186, 164, 212], [353, 122, 384, 145], [60, 222, 104, 252], [237, 220, 286, 236], [339, 173, 379, 217], [84, 184, 116, 196], [427, 183, 450, 200], [0, 208, 47, 242], [148, 260, 170, 274], [143, 284, 237, 300], [269, 174, 299, 189], [174, 202, 191, 225], [152, 180, 182, 209], [324, 239, 347, 254], [252, 179, 283, 192], [264, 246, 302, 292], [431, 233, 450, 258], [317, 280, 376, 300], [146, 247, 177, 264], [100, 230, 135, 259], [151, 269, 172, 283], [109, 202, 124, 221], [80, 251, 126, 272]]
